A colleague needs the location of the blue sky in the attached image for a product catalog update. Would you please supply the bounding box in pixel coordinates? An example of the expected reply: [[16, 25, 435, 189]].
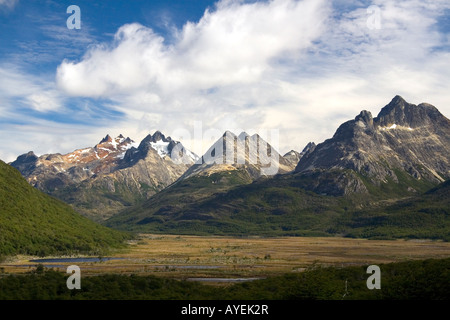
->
[[0, 0, 450, 162]]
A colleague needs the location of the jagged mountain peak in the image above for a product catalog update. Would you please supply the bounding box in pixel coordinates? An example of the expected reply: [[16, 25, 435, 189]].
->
[[301, 142, 316, 154], [98, 134, 132, 148], [284, 150, 298, 157], [99, 134, 113, 144], [283, 150, 300, 167], [390, 94, 407, 106], [376, 95, 445, 129], [203, 131, 274, 160], [355, 110, 373, 125], [295, 96, 450, 196], [332, 96, 449, 142], [8, 151, 38, 176], [15, 151, 38, 162], [130, 130, 198, 164], [151, 130, 171, 143], [139, 131, 174, 148], [282, 142, 317, 169], [378, 95, 409, 120], [219, 131, 275, 142]]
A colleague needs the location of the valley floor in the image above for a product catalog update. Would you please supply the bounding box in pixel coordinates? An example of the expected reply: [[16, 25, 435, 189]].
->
[[2, 235, 450, 283]]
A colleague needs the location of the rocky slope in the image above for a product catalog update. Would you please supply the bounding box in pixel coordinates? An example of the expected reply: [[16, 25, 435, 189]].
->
[[179, 131, 297, 181], [11, 131, 197, 220], [294, 96, 450, 196]]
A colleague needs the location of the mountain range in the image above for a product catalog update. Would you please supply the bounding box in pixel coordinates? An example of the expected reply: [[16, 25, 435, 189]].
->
[[105, 96, 450, 238], [11, 130, 300, 220], [6, 95, 450, 241], [10, 131, 198, 221]]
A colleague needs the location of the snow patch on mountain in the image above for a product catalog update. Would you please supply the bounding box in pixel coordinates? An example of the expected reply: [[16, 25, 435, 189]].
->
[[117, 142, 139, 159], [150, 140, 170, 157], [123, 141, 139, 150], [185, 149, 200, 162]]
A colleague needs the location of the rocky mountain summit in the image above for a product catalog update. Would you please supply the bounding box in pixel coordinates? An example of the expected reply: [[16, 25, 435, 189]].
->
[[295, 96, 450, 196], [11, 131, 197, 220], [12, 134, 137, 191], [283, 142, 316, 168], [179, 131, 297, 181]]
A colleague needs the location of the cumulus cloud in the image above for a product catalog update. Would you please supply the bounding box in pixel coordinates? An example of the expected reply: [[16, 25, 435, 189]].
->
[[57, 0, 329, 102]]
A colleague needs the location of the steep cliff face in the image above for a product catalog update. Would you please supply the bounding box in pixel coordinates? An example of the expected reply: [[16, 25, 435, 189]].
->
[[295, 96, 450, 196], [10, 131, 197, 220]]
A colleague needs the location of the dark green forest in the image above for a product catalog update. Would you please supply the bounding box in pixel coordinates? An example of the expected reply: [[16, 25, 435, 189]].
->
[[0, 160, 131, 257], [0, 258, 448, 300]]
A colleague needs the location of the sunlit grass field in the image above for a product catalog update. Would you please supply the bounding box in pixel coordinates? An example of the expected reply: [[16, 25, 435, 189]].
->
[[3, 235, 450, 284]]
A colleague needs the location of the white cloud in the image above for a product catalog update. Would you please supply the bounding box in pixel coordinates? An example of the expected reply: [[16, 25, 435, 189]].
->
[[26, 92, 61, 112], [0, 65, 63, 113], [57, 0, 329, 99]]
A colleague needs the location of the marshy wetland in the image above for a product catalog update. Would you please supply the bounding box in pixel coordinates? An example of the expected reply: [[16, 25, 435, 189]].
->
[[2, 235, 450, 284]]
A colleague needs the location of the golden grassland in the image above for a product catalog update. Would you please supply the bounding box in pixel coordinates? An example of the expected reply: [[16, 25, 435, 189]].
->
[[2, 235, 450, 282]]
